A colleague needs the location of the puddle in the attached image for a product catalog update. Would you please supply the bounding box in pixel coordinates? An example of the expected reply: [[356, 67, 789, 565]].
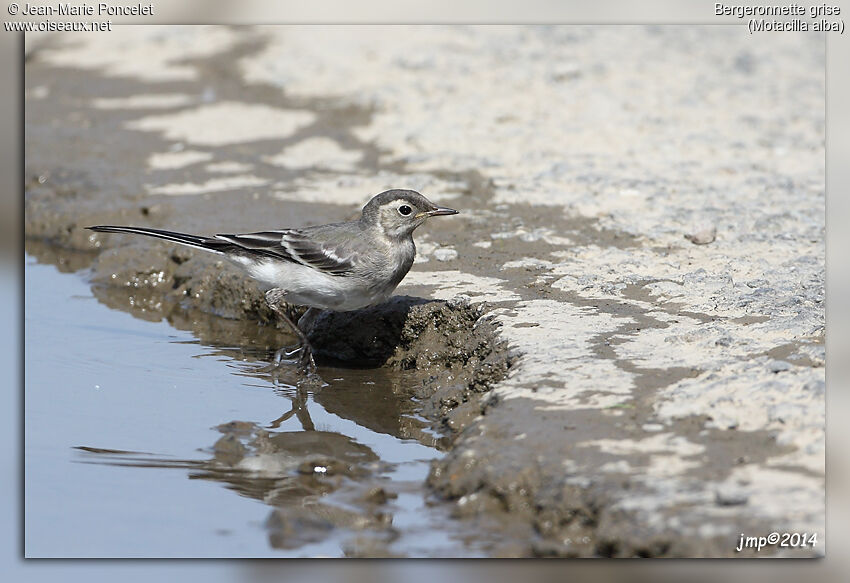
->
[[24, 254, 492, 557]]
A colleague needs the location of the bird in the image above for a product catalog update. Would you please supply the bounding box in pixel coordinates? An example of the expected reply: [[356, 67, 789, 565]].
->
[[87, 189, 459, 373]]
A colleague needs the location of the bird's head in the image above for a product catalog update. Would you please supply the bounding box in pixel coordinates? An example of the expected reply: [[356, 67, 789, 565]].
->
[[360, 189, 458, 239]]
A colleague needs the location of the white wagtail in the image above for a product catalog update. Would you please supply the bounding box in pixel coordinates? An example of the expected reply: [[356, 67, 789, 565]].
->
[[87, 189, 458, 372]]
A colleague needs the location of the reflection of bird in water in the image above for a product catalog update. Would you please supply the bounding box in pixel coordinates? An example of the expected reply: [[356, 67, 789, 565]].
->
[[268, 389, 314, 431], [74, 421, 392, 550]]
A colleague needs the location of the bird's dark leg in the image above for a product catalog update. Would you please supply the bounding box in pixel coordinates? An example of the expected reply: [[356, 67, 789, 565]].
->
[[266, 290, 317, 374], [297, 307, 321, 333]]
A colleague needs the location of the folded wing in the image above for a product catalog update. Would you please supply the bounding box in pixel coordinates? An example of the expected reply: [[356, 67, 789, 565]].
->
[[215, 228, 356, 276]]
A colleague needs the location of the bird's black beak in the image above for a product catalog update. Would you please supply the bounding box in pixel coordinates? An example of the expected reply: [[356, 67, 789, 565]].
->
[[426, 206, 459, 217]]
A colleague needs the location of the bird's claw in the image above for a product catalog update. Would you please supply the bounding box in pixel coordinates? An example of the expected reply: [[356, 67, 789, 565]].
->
[[298, 345, 318, 376], [267, 303, 320, 380], [274, 345, 303, 365], [272, 343, 318, 378]]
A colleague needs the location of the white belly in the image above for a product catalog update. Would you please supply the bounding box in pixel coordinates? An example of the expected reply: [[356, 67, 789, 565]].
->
[[242, 258, 393, 311]]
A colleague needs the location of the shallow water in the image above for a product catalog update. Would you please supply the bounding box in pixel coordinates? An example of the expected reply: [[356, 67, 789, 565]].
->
[[24, 254, 483, 558]]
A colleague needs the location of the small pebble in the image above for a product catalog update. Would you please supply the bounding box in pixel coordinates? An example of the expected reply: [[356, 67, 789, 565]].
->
[[715, 485, 749, 506], [447, 294, 471, 309], [684, 225, 717, 245], [768, 360, 792, 373], [434, 248, 458, 262]]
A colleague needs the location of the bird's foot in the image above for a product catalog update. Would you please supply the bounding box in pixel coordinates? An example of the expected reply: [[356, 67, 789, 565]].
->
[[271, 341, 319, 381], [273, 345, 302, 365], [266, 298, 321, 381], [298, 344, 318, 376]]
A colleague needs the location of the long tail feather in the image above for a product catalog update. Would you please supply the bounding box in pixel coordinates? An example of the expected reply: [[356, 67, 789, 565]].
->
[[86, 225, 226, 254]]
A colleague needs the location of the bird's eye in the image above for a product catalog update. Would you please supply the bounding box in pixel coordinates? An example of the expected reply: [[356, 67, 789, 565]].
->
[[398, 205, 413, 216]]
